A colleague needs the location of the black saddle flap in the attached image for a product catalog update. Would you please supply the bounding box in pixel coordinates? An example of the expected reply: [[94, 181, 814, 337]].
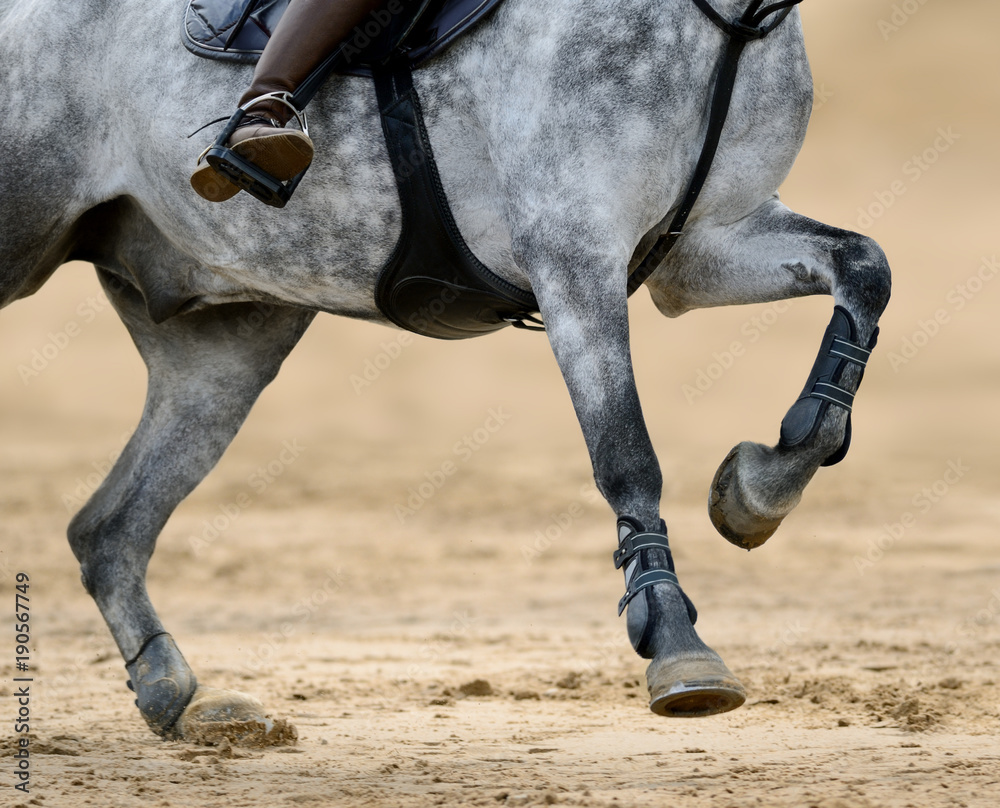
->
[[183, 0, 506, 74]]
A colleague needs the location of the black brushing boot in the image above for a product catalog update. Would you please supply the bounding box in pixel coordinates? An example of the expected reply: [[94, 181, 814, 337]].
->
[[615, 517, 746, 716]]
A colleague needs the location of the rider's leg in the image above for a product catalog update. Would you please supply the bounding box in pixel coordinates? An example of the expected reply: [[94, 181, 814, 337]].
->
[[192, 0, 383, 202]]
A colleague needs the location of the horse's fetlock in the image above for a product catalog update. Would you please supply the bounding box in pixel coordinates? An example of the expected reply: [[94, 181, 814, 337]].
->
[[615, 519, 698, 659]]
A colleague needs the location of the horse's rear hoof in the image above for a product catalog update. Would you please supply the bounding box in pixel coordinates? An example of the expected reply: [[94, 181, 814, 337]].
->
[[126, 633, 198, 737], [646, 655, 746, 717], [174, 686, 298, 748], [709, 443, 786, 550]]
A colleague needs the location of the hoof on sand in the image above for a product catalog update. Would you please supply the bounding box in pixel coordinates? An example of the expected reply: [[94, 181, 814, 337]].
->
[[173, 687, 297, 748], [709, 444, 786, 551], [646, 655, 746, 717]]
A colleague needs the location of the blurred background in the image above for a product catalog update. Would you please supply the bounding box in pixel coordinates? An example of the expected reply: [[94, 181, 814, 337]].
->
[[1, 1, 998, 804]]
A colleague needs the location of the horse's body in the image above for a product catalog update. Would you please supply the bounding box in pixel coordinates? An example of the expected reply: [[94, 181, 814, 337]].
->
[[0, 0, 890, 739]]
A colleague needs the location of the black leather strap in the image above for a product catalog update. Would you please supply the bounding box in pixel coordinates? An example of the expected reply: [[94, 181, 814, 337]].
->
[[372, 63, 540, 338], [829, 337, 872, 367], [618, 569, 680, 616], [613, 531, 673, 570], [811, 381, 855, 412], [779, 305, 878, 465], [224, 0, 264, 50], [693, 0, 803, 39], [627, 0, 805, 295]]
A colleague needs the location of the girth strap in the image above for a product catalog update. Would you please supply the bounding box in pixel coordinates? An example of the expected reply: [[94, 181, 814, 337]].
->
[[627, 0, 805, 295], [372, 63, 541, 338]]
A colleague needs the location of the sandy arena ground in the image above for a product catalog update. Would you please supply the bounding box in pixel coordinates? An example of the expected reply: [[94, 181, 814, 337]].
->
[[1, 1, 999, 806]]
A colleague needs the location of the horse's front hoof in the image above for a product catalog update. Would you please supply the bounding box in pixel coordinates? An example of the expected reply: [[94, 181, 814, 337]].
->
[[173, 686, 298, 748], [708, 443, 787, 550], [646, 654, 746, 717]]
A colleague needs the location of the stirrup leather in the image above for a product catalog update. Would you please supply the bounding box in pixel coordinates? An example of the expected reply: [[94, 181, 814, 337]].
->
[[239, 91, 310, 136]]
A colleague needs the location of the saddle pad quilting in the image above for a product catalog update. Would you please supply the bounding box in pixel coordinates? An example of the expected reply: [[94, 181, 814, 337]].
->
[[182, 0, 506, 73]]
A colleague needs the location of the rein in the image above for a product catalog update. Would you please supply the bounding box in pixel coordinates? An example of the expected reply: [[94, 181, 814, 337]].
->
[[626, 0, 806, 296]]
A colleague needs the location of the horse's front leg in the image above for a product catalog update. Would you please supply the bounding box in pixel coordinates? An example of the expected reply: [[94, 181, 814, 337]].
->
[[646, 199, 892, 549], [530, 246, 745, 717]]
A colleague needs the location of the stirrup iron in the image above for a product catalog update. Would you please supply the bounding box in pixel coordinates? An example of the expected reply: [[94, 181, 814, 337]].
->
[[199, 93, 311, 209]]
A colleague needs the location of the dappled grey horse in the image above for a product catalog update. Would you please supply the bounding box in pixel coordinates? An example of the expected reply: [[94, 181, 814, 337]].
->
[[0, 0, 890, 740]]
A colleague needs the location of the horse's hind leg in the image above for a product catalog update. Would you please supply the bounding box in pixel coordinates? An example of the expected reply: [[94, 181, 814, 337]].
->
[[647, 199, 891, 549], [67, 270, 314, 739]]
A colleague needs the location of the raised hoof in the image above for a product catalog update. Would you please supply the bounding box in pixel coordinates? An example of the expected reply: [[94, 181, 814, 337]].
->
[[173, 686, 297, 748], [646, 655, 746, 717], [709, 444, 786, 551], [125, 634, 198, 737]]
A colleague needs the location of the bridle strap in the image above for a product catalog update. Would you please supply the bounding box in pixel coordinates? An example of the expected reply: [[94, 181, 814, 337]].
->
[[627, 0, 805, 296], [693, 0, 803, 38]]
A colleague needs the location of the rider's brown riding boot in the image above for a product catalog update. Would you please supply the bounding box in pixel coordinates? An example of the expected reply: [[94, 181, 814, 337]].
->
[[192, 0, 384, 202]]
